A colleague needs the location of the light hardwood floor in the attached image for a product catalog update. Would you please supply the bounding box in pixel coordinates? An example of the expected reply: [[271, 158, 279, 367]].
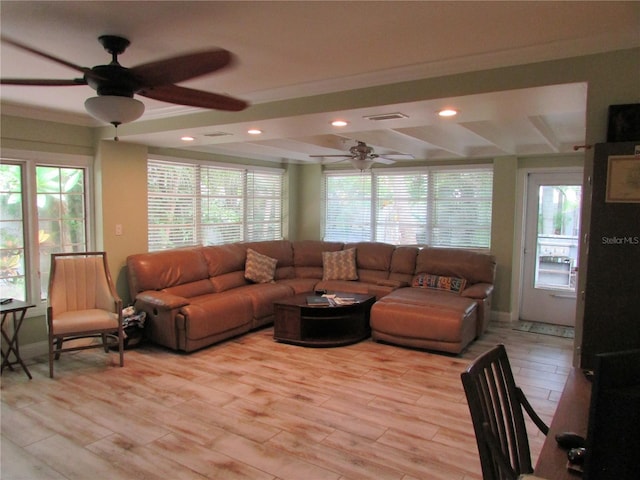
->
[[1, 322, 573, 480]]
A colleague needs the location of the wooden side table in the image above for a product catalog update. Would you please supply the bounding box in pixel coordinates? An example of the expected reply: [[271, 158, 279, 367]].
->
[[1, 299, 35, 379]]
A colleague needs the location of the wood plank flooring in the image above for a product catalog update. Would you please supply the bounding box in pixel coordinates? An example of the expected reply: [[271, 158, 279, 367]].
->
[[1, 322, 574, 480]]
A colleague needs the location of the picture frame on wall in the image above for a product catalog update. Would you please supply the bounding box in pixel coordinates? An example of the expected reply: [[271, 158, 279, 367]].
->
[[606, 155, 640, 203]]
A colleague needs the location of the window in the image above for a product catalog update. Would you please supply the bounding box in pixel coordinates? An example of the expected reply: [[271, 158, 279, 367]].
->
[[323, 173, 372, 242], [0, 158, 89, 304], [148, 158, 283, 251], [324, 166, 493, 248], [0, 164, 25, 301]]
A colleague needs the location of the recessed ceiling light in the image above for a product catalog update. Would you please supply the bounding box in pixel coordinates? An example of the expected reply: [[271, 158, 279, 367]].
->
[[438, 109, 458, 117], [181, 136, 195, 142], [248, 129, 262, 135], [331, 120, 348, 127]]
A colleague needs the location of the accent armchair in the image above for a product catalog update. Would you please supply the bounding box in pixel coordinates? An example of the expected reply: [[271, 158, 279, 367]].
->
[[47, 252, 124, 378]]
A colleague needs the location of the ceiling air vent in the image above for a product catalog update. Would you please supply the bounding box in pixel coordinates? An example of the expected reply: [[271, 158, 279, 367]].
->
[[204, 131, 232, 137], [363, 112, 409, 121]]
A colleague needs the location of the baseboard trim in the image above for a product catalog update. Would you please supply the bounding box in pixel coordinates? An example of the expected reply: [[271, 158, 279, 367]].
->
[[490, 310, 513, 325]]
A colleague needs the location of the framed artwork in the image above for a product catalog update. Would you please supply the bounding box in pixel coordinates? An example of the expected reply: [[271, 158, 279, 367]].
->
[[606, 155, 640, 203]]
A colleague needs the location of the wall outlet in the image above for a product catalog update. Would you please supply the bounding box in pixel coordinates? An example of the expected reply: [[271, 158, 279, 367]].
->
[[115, 224, 123, 236]]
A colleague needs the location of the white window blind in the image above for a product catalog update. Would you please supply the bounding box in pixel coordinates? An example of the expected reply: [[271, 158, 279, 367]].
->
[[324, 173, 372, 242], [324, 166, 493, 249], [148, 160, 198, 249], [199, 166, 244, 245], [246, 171, 283, 241], [429, 168, 493, 248], [148, 159, 283, 251], [374, 171, 428, 245]]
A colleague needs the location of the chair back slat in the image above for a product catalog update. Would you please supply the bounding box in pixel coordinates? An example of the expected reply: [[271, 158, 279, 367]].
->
[[461, 344, 533, 480]]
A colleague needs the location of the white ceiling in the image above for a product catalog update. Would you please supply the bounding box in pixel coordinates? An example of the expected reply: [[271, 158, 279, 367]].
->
[[1, 1, 639, 165]]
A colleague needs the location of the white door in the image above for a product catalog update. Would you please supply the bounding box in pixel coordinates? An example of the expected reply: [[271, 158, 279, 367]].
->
[[520, 172, 582, 326]]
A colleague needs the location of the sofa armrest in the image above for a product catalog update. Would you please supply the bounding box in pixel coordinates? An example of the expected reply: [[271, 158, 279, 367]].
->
[[461, 282, 494, 299], [376, 279, 409, 289], [135, 290, 190, 310]]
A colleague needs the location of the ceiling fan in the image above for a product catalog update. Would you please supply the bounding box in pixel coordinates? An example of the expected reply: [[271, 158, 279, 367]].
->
[[310, 141, 410, 170], [1, 35, 248, 136]]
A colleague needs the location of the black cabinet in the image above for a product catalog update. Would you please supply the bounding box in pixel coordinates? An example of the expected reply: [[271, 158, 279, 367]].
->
[[581, 142, 640, 368]]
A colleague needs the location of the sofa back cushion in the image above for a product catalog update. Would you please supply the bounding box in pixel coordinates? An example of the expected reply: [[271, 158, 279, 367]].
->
[[293, 240, 343, 279], [126, 248, 209, 298], [201, 243, 246, 277], [344, 242, 395, 283], [389, 246, 419, 284], [415, 247, 496, 285]]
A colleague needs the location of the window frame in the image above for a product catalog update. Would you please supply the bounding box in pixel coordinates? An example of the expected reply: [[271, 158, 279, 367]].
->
[[147, 156, 284, 251], [1, 150, 93, 316]]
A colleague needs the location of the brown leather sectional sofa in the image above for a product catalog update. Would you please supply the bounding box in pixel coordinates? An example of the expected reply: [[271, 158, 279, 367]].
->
[[126, 240, 496, 354]]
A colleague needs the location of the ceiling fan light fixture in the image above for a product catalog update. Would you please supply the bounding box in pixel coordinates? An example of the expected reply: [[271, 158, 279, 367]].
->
[[350, 158, 374, 171], [84, 95, 145, 125], [331, 120, 348, 127]]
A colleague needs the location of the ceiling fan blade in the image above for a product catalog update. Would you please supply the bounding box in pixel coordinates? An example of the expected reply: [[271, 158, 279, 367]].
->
[[382, 153, 415, 159], [1, 36, 93, 77], [1, 77, 87, 86], [131, 50, 233, 87], [321, 158, 348, 164], [376, 157, 397, 165], [309, 154, 351, 158], [138, 84, 248, 111]]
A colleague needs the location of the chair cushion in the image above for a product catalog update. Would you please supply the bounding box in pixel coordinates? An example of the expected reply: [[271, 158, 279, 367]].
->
[[52, 309, 119, 335], [322, 248, 358, 280]]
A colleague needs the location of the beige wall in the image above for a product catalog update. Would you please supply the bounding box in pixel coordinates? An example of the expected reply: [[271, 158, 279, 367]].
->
[[2, 47, 639, 351], [95, 140, 149, 301]]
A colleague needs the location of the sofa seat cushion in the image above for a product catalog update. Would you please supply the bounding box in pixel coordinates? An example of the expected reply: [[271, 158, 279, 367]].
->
[[234, 283, 294, 320], [315, 279, 370, 295], [314, 279, 395, 300], [179, 293, 253, 340], [276, 278, 319, 295], [163, 279, 215, 298], [381, 286, 469, 309]]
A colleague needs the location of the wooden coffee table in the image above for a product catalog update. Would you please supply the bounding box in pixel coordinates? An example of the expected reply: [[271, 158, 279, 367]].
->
[[273, 292, 375, 347]]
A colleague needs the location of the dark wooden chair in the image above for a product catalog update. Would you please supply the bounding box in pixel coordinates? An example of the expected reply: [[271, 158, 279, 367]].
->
[[47, 252, 124, 378], [461, 344, 549, 480]]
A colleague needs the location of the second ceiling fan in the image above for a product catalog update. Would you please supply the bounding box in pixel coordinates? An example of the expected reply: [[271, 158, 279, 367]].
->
[[310, 141, 411, 170]]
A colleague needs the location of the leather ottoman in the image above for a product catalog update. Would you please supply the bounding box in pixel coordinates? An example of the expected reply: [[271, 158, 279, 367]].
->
[[370, 289, 478, 354]]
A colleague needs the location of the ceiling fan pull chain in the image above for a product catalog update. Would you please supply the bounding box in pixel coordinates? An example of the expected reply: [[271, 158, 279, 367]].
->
[[113, 122, 120, 142]]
